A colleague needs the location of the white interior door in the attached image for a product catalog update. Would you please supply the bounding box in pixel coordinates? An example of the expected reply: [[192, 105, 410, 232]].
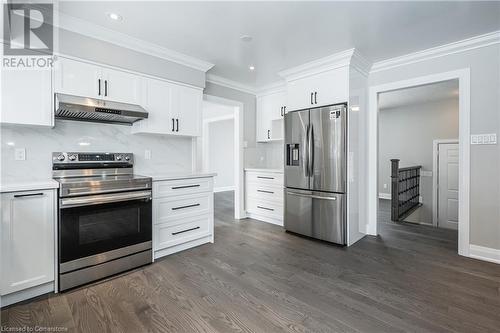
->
[[437, 143, 459, 230]]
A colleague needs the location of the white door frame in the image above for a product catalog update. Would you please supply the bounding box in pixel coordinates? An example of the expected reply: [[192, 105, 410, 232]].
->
[[367, 68, 470, 256], [432, 139, 459, 227], [192, 94, 246, 220]]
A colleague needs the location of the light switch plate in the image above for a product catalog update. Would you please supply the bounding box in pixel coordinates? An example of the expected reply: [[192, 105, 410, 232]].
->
[[471, 133, 497, 145], [15, 148, 26, 160]]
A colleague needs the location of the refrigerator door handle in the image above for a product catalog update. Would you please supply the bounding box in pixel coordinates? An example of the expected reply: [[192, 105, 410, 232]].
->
[[287, 191, 337, 201], [308, 123, 314, 178], [304, 124, 310, 177]]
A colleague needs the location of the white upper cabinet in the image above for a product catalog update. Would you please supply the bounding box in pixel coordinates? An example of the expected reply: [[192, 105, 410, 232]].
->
[[132, 77, 202, 137], [1, 190, 55, 296], [1, 67, 53, 127], [256, 90, 286, 142], [285, 66, 350, 112], [54, 57, 143, 105], [171, 84, 202, 137]]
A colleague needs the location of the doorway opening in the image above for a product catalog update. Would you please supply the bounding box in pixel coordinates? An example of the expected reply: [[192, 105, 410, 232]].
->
[[368, 68, 470, 256], [193, 95, 245, 221], [377, 80, 459, 248]]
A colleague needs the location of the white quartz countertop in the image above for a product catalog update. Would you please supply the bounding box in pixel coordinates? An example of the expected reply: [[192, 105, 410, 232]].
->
[[147, 172, 217, 182], [0, 179, 60, 193], [244, 168, 284, 174]]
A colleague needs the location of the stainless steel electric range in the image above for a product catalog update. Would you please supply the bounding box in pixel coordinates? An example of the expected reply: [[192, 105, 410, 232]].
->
[[52, 152, 152, 291]]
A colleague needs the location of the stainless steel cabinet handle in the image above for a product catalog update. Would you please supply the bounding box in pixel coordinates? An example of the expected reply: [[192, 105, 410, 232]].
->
[[257, 189, 274, 194], [172, 203, 200, 211], [257, 176, 274, 180], [287, 191, 337, 201], [257, 205, 274, 211], [98, 79, 101, 96], [172, 226, 200, 235], [314, 92, 317, 104], [172, 184, 200, 190], [14, 192, 44, 198]]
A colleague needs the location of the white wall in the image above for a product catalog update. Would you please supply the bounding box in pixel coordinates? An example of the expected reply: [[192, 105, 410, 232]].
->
[[369, 43, 500, 249], [378, 97, 459, 224], [205, 119, 235, 191]]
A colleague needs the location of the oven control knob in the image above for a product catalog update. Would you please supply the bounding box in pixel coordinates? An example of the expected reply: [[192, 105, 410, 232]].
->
[[57, 154, 65, 161], [125, 155, 131, 161], [68, 154, 77, 161], [116, 155, 122, 161]]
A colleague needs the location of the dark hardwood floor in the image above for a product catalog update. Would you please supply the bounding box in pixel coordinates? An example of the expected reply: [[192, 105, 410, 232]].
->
[[2, 192, 499, 332]]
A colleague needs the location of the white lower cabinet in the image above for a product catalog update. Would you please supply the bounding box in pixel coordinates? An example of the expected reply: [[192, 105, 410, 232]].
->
[[245, 170, 284, 226], [153, 177, 214, 259], [1, 190, 56, 302]]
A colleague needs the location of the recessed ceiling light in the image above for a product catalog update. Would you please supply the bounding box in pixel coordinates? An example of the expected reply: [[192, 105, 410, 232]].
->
[[249, 65, 255, 71], [107, 12, 122, 21], [240, 35, 253, 42]]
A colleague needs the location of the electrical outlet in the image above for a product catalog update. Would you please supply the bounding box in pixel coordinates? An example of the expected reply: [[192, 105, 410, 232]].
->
[[471, 133, 497, 145], [145, 149, 152, 160], [15, 148, 26, 161]]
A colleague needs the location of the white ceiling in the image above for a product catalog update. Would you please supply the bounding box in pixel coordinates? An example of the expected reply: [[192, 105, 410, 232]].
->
[[378, 79, 459, 110], [58, 1, 500, 88]]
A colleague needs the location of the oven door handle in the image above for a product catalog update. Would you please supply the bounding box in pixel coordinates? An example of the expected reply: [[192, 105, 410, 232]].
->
[[60, 190, 152, 208]]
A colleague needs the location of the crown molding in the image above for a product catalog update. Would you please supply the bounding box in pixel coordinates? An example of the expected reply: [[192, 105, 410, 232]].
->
[[56, 11, 214, 72], [371, 30, 500, 73], [278, 48, 372, 81], [256, 80, 286, 97], [206, 74, 257, 95]]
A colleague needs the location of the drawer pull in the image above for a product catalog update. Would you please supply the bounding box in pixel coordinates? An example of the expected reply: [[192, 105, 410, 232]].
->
[[257, 189, 274, 194], [171, 184, 200, 190], [172, 203, 200, 211], [14, 192, 44, 198], [257, 205, 274, 211], [172, 226, 200, 235], [257, 176, 274, 180]]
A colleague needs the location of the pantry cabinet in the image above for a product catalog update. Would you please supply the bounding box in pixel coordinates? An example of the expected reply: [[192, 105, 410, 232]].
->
[[256, 90, 286, 142], [1, 190, 56, 296], [54, 57, 143, 105], [1, 66, 53, 127]]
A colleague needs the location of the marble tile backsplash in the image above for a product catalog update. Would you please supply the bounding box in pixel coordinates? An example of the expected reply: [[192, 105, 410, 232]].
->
[[244, 141, 283, 169], [1, 120, 192, 182]]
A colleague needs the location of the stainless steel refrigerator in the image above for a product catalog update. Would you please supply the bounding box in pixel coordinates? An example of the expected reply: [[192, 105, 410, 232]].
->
[[284, 103, 347, 245]]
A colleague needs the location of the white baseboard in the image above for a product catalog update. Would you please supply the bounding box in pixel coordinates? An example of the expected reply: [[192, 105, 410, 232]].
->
[[469, 244, 500, 264], [378, 192, 391, 200], [154, 234, 213, 260], [1, 282, 54, 308], [214, 186, 235, 193]]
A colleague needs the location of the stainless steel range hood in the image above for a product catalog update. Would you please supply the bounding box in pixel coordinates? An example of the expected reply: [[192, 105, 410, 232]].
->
[[55, 93, 148, 125]]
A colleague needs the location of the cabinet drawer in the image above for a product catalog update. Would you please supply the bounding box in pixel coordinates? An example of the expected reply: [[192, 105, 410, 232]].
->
[[154, 192, 211, 224], [246, 183, 283, 204], [245, 172, 283, 186], [155, 215, 210, 250], [153, 178, 212, 198], [246, 198, 283, 219]]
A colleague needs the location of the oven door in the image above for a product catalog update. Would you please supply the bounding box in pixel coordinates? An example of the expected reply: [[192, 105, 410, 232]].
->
[[59, 190, 152, 266]]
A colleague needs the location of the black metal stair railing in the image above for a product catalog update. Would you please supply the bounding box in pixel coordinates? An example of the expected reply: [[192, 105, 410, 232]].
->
[[390, 159, 422, 222]]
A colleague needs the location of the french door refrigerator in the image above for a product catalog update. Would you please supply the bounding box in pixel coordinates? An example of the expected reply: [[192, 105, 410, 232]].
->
[[284, 103, 347, 245]]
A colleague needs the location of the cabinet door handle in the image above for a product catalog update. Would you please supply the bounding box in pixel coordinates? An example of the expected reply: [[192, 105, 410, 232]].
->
[[311, 92, 314, 105], [280, 107, 283, 117], [267, 129, 270, 139], [171, 184, 200, 190], [172, 226, 200, 235], [176, 118, 179, 132], [257, 205, 274, 211], [257, 176, 274, 180], [172, 203, 200, 211], [104, 80, 108, 97], [98, 79, 101, 96], [257, 189, 274, 194], [283, 106, 286, 114], [314, 92, 317, 104], [172, 118, 175, 132], [14, 192, 44, 198]]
